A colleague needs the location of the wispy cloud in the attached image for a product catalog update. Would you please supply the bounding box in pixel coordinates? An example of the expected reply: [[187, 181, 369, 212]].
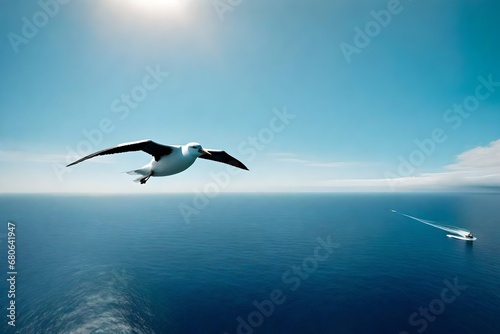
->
[[0, 150, 67, 163], [0, 150, 114, 164], [318, 139, 500, 191], [276, 158, 314, 164], [267, 152, 299, 157], [306, 162, 357, 168], [274, 156, 360, 168], [446, 139, 500, 171]]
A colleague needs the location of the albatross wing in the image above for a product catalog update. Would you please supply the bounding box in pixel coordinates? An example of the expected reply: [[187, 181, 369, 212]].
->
[[66, 140, 175, 167], [199, 150, 249, 170]]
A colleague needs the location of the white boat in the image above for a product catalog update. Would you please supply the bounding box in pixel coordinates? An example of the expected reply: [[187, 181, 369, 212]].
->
[[446, 234, 477, 241]]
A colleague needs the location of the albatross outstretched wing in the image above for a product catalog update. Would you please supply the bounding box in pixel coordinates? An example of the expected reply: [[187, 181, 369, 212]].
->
[[198, 150, 249, 170], [66, 140, 175, 167]]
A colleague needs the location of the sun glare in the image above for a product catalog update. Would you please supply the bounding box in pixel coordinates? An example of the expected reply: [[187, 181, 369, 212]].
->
[[126, 0, 184, 12]]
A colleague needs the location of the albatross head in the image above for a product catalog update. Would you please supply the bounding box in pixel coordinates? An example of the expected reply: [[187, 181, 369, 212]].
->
[[186, 142, 211, 157]]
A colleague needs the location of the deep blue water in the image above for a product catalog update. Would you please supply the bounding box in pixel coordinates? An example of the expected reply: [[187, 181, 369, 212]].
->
[[0, 193, 499, 334]]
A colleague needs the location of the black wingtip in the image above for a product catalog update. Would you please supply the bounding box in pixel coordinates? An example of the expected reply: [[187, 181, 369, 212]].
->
[[234, 161, 249, 171]]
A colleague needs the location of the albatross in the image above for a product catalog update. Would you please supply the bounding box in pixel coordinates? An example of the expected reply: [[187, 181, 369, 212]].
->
[[66, 140, 249, 184]]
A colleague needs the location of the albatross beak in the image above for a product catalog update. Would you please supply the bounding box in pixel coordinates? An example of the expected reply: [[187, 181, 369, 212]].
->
[[199, 148, 211, 155]]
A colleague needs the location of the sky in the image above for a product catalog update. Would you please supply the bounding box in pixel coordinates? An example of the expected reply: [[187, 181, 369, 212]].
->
[[0, 0, 499, 193]]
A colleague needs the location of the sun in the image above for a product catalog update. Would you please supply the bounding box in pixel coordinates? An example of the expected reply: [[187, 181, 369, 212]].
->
[[97, 0, 195, 29], [113, 0, 194, 22], [126, 0, 184, 11]]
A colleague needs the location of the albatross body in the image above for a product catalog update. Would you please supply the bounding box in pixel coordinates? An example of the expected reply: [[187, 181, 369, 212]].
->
[[66, 140, 248, 184]]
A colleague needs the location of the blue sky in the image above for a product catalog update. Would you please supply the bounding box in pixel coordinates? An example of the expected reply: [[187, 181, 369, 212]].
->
[[1, 0, 499, 193]]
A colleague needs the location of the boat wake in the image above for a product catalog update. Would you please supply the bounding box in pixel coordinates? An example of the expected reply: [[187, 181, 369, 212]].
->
[[391, 210, 476, 241]]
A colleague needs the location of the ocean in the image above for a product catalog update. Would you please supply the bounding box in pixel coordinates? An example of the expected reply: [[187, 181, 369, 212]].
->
[[0, 193, 499, 334]]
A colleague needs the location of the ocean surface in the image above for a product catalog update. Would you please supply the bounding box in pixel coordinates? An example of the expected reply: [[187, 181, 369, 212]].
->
[[0, 193, 499, 334]]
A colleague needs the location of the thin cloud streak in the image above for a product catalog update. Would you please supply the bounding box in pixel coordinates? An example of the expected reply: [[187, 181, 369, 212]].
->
[[267, 152, 299, 157], [306, 162, 357, 168], [275, 157, 361, 168], [0, 150, 114, 164]]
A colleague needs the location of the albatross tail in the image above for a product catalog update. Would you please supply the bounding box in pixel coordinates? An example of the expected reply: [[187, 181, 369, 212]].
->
[[125, 168, 148, 183], [126, 169, 146, 176]]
